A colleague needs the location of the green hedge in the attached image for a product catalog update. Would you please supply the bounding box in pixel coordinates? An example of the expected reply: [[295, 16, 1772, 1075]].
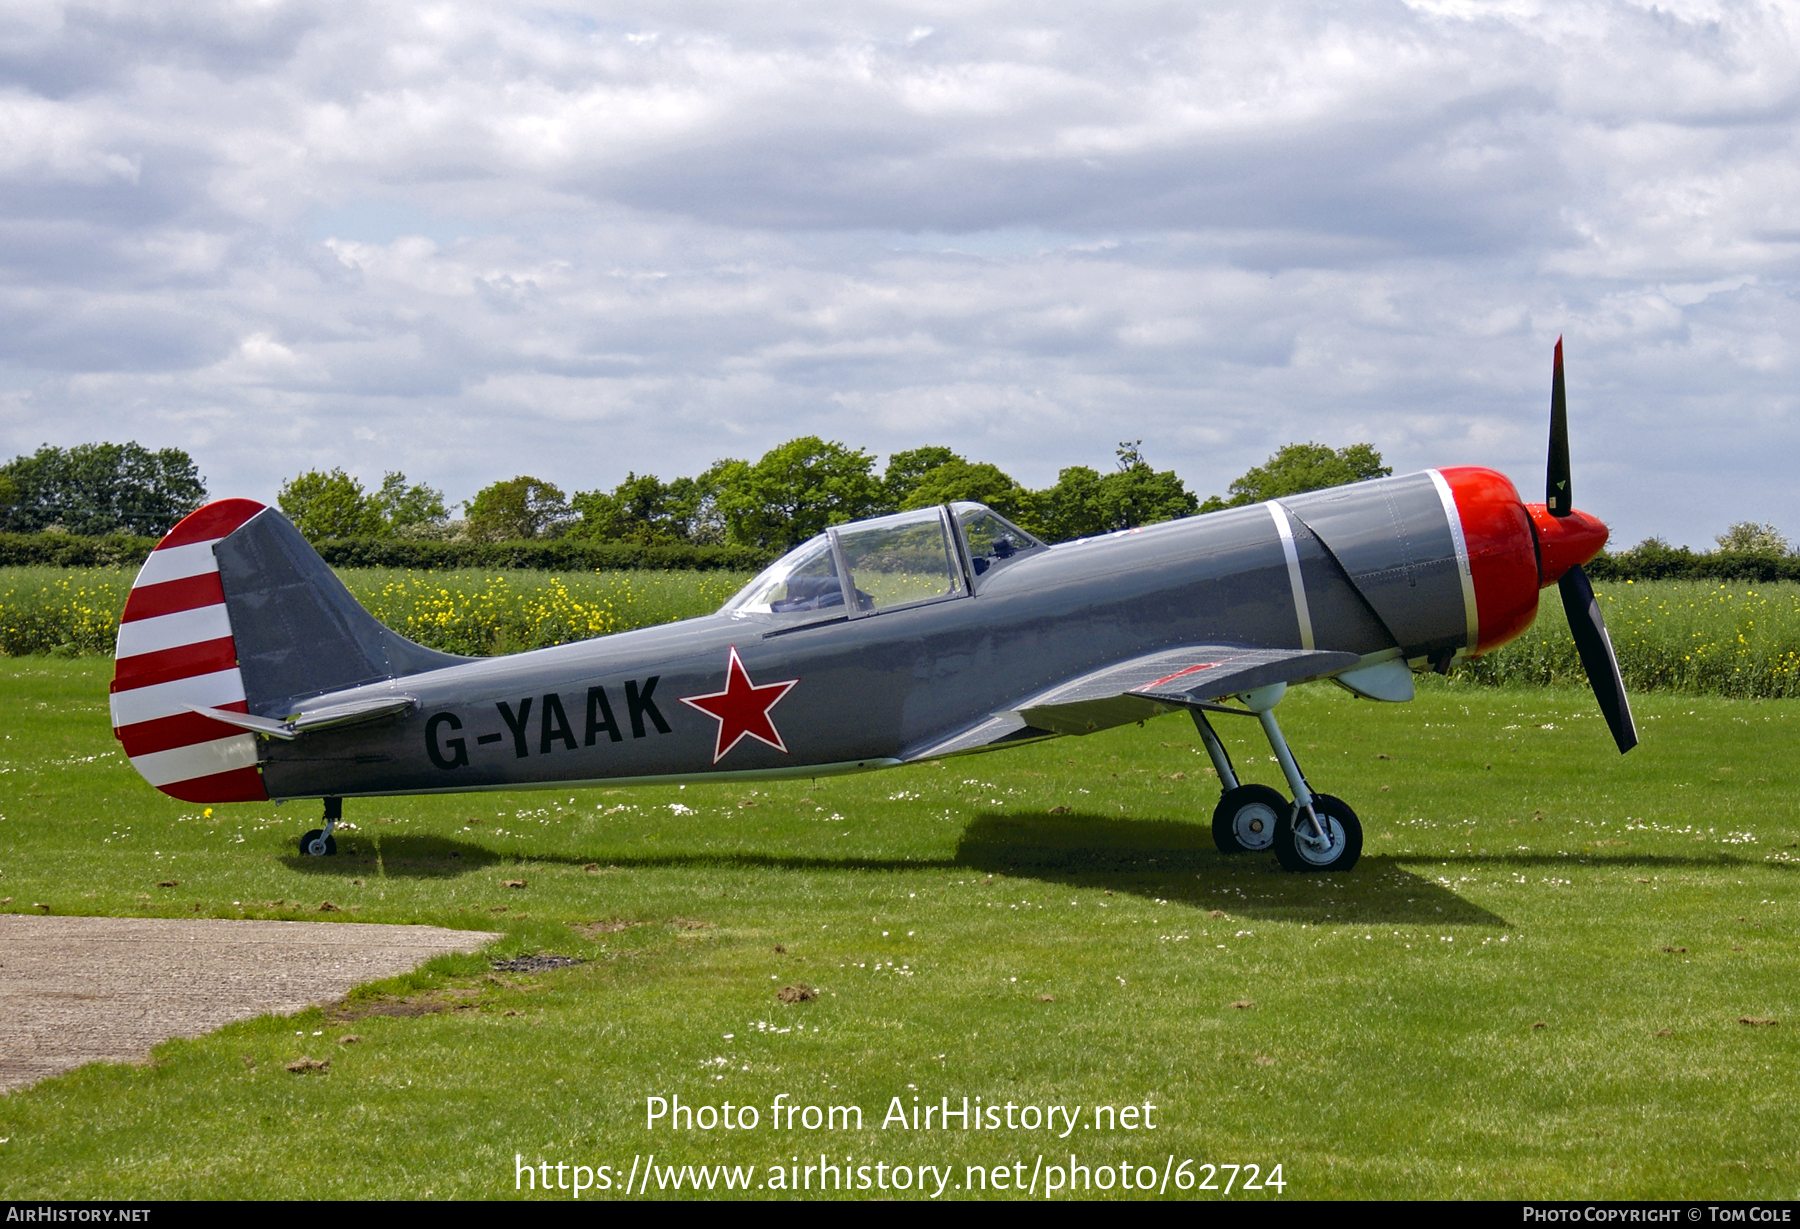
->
[[0, 532, 774, 573], [1587, 548, 1800, 583], [8, 527, 1797, 582], [312, 537, 774, 571], [0, 533, 158, 568]]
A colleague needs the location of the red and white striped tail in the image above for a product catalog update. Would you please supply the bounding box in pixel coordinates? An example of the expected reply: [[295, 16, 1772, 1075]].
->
[[110, 499, 270, 805]]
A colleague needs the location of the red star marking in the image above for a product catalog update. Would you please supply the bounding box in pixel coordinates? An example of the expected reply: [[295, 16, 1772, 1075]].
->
[[680, 647, 799, 764]]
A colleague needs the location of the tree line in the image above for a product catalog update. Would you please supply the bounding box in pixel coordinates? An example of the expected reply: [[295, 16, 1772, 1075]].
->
[[275, 438, 1393, 551], [0, 443, 206, 537], [1586, 524, 1800, 582], [0, 437, 1393, 547], [14, 437, 1792, 578]]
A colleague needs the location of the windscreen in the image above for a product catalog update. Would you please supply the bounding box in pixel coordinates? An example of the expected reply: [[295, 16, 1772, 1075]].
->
[[834, 509, 960, 612], [953, 503, 1044, 577], [722, 534, 844, 614]]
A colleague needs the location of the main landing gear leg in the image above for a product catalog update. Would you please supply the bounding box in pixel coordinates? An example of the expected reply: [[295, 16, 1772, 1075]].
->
[[1190, 709, 1240, 790], [1241, 684, 1362, 873], [299, 797, 341, 858], [1199, 710, 1286, 855]]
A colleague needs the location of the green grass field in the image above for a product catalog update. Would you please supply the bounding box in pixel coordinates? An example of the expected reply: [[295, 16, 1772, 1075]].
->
[[0, 658, 1796, 1199]]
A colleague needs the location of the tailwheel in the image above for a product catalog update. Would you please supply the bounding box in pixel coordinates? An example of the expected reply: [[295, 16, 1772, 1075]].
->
[[298, 831, 338, 860], [299, 829, 336, 857], [1273, 793, 1362, 873], [300, 796, 342, 857], [1212, 783, 1287, 854]]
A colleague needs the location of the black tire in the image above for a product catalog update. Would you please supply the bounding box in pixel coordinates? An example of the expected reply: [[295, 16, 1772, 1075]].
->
[[1273, 794, 1362, 872], [299, 829, 337, 857], [1212, 783, 1288, 854]]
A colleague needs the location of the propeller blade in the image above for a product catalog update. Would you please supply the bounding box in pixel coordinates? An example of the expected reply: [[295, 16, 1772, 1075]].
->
[[1546, 336, 1571, 517], [1559, 563, 1637, 753]]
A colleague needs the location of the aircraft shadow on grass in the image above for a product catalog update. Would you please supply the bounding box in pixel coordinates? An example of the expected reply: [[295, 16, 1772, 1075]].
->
[[280, 834, 507, 878], [952, 813, 1509, 927], [279, 816, 1787, 921], [278, 832, 949, 881], [284, 814, 1504, 927], [280, 816, 1785, 921]]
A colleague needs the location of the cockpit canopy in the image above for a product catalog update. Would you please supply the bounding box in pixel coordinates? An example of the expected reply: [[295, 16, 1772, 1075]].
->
[[723, 502, 1044, 616]]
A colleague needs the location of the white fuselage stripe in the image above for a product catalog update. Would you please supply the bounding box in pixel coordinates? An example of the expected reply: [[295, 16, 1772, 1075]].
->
[[1268, 501, 1315, 651], [109, 668, 247, 730], [127, 734, 259, 787], [1427, 469, 1480, 651], [114, 603, 233, 659], [132, 540, 222, 588]]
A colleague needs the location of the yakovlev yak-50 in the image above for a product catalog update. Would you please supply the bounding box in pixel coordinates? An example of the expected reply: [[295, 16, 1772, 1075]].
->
[[111, 343, 1634, 873]]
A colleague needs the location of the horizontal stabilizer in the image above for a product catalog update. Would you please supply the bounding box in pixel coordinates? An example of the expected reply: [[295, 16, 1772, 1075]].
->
[[289, 695, 418, 733], [187, 695, 417, 742], [186, 706, 296, 740]]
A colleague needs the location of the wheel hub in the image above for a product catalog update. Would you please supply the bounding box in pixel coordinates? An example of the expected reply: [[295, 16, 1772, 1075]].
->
[[1232, 803, 1278, 851], [1295, 816, 1347, 866]]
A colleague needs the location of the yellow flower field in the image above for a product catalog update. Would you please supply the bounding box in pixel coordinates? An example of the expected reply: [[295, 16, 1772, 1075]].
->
[[0, 567, 752, 660], [0, 571, 128, 657], [3, 568, 1798, 698], [351, 568, 749, 656], [1453, 580, 1800, 699]]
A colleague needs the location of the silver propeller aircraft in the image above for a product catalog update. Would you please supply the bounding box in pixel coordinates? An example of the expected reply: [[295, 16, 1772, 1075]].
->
[[111, 344, 1632, 873]]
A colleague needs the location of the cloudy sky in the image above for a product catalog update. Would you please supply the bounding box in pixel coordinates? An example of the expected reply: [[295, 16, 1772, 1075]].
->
[[2, 0, 1795, 548]]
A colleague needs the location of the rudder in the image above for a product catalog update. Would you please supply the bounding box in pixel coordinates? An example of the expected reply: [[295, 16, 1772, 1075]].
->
[[111, 500, 469, 803], [111, 500, 269, 803]]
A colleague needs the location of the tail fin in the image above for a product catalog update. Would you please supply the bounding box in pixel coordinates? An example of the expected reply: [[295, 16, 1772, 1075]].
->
[[111, 500, 267, 803], [111, 500, 467, 803]]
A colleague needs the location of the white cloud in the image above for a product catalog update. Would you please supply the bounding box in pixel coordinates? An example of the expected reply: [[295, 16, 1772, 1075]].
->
[[0, 0, 1794, 546]]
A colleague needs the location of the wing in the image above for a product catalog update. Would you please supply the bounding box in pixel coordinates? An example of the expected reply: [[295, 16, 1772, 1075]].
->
[[903, 644, 1361, 759]]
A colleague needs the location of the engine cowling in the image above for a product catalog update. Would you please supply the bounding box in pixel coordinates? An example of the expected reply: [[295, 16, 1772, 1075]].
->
[[1436, 465, 1610, 657]]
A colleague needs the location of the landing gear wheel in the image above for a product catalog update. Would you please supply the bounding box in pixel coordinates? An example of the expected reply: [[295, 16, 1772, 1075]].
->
[[1212, 784, 1288, 853], [1273, 793, 1362, 873], [299, 829, 337, 857]]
